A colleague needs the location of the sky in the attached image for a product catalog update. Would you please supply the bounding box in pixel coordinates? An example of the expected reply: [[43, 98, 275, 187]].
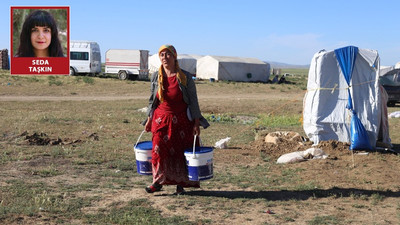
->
[[2, 0, 400, 66]]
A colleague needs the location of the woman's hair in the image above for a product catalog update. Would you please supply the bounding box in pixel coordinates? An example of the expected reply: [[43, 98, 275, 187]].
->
[[16, 10, 64, 57]]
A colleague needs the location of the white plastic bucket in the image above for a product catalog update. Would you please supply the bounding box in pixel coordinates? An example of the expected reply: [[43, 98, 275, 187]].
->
[[134, 131, 152, 175], [184, 136, 213, 181]]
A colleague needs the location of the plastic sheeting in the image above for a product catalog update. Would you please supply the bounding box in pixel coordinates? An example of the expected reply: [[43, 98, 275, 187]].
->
[[335, 46, 372, 150], [303, 47, 391, 150]]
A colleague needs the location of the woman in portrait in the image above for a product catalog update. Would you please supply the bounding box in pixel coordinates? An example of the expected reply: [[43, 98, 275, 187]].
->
[[15, 10, 64, 57]]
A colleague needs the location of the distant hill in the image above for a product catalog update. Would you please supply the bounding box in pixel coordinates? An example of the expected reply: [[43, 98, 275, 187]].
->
[[265, 61, 309, 69]]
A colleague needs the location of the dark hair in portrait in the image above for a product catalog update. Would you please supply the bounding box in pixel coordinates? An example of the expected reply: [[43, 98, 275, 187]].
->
[[16, 10, 64, 57]]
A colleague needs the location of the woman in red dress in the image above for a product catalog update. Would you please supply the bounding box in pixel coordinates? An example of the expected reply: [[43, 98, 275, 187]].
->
[[144, 45, 209, 195]]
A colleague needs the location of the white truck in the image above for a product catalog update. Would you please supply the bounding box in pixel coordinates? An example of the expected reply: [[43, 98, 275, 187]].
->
[[105, 49, 149, 80], [69, 40, 101, 75]]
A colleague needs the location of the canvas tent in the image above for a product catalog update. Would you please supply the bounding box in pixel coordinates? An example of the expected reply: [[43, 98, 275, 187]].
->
[[148, 54, 202, 75], [303, 46, 391, 150], [196, 55, 270, 82]]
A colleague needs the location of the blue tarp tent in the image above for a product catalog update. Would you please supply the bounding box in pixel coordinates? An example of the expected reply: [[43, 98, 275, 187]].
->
[[303, 46, 391, 150]]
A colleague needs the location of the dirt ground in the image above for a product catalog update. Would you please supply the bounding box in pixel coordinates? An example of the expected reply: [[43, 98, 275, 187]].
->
[[1, 78, 400, 225], [2, 130, 399, 224]]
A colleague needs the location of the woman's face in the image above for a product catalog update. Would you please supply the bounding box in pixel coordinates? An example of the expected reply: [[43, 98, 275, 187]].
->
[[159, 49, 175, 69], [30, 26, 51, 52]]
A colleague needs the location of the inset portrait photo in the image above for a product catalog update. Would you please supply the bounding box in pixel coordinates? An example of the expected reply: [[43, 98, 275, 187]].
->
[[11, 6, 69, 75]]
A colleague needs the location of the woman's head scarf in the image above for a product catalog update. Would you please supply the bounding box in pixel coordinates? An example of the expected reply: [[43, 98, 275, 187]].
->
[[157, 44, 187, 102]]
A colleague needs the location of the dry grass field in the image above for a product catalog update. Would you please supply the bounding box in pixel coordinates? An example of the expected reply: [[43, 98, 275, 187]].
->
[[1, 69, 400, 225]]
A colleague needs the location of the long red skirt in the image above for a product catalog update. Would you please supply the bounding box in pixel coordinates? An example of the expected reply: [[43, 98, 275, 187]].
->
[[151, 108, 200, 188]]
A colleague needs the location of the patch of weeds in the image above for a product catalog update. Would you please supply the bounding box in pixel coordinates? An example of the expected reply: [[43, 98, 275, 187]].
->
[[216, 164, 272, 190], [284, 216, 296, 222], [204, 114, 236, 123], [295, 182, 319, 191], [370, 193, 384, 205], [397, 204, 400, 221], [30, 164, 61, 177], [186, 199, 196, 207], [0, 149, 13, 163], [281, 167, 304, 177], [307, 215, 340, 225], [74, 76, 95, 84], [51, 146, 66, 157], [99, 170, 131, 179], [0, 181, 94, 221], [256, 114, 301, 128], [61, 183, 99, 193], [260, 151, 270, 162], [27, 76, 40, 82], [82, 76, 95, 84], [39, 116, 94, 124], [107, 159, 135, 171], [166, 204, 177, 211], [197, 218, 212, 224], [48, 76, 63, 86], [109, 178, 131, 189], [264, 167, 305, 188], [350, 192, 368, 201], [84, 198, 191, 224], [352, 204, 368, 209]]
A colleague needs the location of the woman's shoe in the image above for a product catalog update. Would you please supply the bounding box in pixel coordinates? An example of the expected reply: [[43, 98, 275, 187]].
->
[[145, 183, 162, 193], [174, 185, 186, 195]]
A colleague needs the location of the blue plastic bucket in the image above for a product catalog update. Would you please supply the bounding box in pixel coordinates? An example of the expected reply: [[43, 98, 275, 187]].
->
[[184, 146, 213, 181], [134, 141, 152, 175]]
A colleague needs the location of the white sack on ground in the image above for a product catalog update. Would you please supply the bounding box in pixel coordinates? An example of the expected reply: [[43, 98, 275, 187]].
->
[[215, 137, 231, 149], [389, 111, 400, 118], [276, 148, 328, 164]]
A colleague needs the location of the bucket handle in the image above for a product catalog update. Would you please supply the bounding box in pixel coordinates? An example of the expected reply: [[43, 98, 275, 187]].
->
[[192, 135, 203, 158], [134, 130, 146, 150]]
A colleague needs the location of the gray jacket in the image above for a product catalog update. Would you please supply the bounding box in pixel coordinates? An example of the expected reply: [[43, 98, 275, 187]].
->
[[144, 70, 210, 129]]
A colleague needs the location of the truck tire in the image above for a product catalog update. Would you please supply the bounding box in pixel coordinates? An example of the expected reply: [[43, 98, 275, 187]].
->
[[69, 67, 76, 76], [118, 70, 128, 80]]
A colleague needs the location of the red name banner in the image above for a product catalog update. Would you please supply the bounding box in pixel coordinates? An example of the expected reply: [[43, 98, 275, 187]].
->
[[11, 57, 69, 75]]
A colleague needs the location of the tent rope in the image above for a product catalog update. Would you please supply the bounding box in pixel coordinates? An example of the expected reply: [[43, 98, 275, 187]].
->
[[306, 79, 376, 93]]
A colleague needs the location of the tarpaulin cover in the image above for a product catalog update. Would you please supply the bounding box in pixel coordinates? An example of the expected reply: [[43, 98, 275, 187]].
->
[[334, 46, 372, 150], [303, 46, 391, 149]]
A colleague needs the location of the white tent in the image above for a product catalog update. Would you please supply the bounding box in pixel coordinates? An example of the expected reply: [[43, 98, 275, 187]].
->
[[148, 54, 202, 75], [196, 55, 270, 82], [303, 47, 391, 149]]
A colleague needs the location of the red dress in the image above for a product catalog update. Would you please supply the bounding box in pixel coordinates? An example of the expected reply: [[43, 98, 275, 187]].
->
[[151, 75, 200, 187]]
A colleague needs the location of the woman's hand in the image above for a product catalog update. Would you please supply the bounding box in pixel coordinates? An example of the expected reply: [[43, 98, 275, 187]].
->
[[193, 118, 200, 136], [145, 117, 152, 132]]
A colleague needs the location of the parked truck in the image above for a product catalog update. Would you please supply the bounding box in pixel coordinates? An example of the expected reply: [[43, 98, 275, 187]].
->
[[105, 49, 149, 80], [69, 40, 101, 75]]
